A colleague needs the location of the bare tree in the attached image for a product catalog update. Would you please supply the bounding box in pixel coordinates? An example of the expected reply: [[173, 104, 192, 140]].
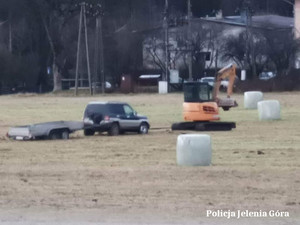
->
[[221, 31, 248, 69], [33, 0, 80, 92], [221, 30, 266, 79], [143, 22, 216, 80], [221, 27, 300, 78], [262, 30, 300, 76], [144, 36, 166, 73]]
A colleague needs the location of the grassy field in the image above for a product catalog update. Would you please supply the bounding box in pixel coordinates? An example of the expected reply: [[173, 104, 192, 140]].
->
[[0, 92, 299, 224]]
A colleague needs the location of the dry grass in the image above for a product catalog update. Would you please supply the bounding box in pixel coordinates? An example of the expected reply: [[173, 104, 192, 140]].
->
[[0, 92, 299, 224]]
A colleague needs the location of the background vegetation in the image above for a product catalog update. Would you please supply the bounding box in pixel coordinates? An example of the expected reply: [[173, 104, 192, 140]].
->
[[0, 0, 298, 93]]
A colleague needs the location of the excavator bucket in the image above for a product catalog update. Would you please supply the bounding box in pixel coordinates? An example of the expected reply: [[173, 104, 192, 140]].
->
[[217, 98, 238, 111]]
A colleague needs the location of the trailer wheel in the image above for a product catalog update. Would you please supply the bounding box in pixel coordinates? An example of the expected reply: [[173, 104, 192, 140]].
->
[[49, 130, 60, 140], [61, 130, 70, 140], [84, 129, 95, 136]]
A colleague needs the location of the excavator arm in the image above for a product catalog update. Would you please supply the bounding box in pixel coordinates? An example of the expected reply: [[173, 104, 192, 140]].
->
[[212, 63, 238, 110]]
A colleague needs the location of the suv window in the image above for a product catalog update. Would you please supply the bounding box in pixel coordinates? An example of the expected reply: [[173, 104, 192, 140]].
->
[[108, 104, 125, 115], [123, 105, 134, 116], [84, 104, 107, 117]]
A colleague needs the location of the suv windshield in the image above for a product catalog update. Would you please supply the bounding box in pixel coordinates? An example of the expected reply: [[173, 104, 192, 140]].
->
[[123, 105, 134, 115]]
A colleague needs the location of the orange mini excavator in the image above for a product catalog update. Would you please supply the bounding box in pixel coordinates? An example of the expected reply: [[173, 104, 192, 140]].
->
[[172, 63, 238, 131]]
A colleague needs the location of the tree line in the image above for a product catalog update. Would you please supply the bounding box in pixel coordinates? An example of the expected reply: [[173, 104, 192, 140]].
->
[[0, 0, 297, 93]]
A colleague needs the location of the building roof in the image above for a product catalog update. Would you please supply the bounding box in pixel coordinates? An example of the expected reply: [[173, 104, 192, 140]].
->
[[117, 14, 294, 34], [139, 74, 161, 79], [200, 14, 294, 30]]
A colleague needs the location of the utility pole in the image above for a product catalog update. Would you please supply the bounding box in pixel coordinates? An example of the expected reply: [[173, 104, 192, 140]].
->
[[187, 0, 193, 81], [99, 13, 105, 94], [83, 4, 92, 95], [249, 12, 256, 78], [92, 3, 104, 94], [215, 49, 218, 74], [75, 5, 83, 96], [94, 16, 99, 92], [164, 0, 169, 83], [8, 11, 12, 53], [94, 14, 105, 94], [244, 0, 256, 78], [244, 1, 250, 77], [75, 3, 93, 96]]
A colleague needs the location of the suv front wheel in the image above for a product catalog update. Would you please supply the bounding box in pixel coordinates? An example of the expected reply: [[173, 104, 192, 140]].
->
[[108, 123, 120, 136], [139, 123, 149, 134]]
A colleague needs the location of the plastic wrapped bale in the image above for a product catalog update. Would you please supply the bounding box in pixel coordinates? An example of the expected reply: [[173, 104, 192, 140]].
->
[[258, 100, 281, 121], [176, 134, 212, 166], [244, 91, 264, 109]]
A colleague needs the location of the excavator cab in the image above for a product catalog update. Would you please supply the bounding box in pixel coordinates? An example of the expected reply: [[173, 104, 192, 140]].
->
[[183, 82, 213, 103], [183, 82, 220, 122]]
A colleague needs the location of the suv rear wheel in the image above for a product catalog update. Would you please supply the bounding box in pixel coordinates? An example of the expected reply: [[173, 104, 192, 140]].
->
[[139, 123, 149, 134], [108, 123, 120, 136]]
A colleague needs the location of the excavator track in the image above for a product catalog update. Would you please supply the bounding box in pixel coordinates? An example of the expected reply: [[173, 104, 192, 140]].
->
[[171, 121, 236, 131]]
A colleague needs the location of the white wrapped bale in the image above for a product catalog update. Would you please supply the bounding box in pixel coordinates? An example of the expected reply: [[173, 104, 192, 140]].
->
[[244, 91, 264, 109], [258, 100, 281, 121], [176, 134, 212, 166]]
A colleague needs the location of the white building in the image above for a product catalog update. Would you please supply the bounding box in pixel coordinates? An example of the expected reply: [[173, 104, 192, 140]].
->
[[295, 0, 300, 38]]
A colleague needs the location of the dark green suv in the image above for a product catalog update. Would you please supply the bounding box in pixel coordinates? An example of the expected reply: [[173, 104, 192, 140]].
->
[[83, 101, 150, 136]]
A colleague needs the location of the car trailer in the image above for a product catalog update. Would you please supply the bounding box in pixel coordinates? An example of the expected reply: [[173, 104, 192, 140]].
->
[[7, 121, 84, 140]]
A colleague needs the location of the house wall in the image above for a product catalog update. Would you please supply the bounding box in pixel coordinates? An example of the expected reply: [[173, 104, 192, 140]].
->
[[295, 0, 300, 38]]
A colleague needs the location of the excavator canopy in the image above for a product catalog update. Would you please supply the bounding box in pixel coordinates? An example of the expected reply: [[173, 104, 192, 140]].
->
[[183, 82, 212, 103]]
